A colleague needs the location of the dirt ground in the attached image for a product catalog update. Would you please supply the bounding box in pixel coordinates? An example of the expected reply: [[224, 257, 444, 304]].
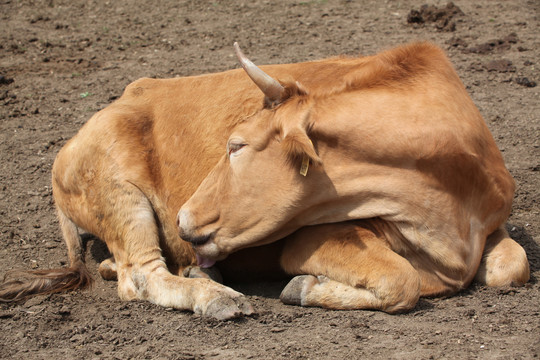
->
[[1, 0, 539, 359]]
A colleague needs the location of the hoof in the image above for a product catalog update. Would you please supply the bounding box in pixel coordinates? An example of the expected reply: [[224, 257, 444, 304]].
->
[[184, 266, 223, 283], [280, 275, 318, 306], [204, 295, 254, 320], [98, 258, 117, 280]]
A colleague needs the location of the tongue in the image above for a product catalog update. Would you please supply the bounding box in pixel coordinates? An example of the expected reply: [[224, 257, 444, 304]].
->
[[196, 254, 216, 269]]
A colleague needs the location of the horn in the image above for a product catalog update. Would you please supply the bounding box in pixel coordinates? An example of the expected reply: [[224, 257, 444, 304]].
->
[[234, 42, 284, 102]]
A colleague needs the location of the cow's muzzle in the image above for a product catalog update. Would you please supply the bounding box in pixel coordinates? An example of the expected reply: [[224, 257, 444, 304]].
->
[[177, 209, 212, 246]]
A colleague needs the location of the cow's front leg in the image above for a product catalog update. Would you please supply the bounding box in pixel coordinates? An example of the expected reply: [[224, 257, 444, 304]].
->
[[279, 222, 421, 314], [99, 257, 224, 283], [99, 257, 242, 319], [118, 262, 253, 320], [99, 183, 253, 319]]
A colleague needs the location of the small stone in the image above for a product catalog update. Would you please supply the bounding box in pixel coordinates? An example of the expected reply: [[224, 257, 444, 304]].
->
[[0, 75, 14, 85], [515, 77, 537, 87], [45, 242, 57, 249], [58, 306, 71, 315], [70, 334, 84, 342]]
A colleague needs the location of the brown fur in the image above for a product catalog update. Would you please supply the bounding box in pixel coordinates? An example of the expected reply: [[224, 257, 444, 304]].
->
[[0, 43, 529, 316]]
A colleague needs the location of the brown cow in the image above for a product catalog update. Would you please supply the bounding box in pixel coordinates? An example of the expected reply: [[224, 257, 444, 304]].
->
[[0, 43, 529, 318], [179, 42, 530, 308]]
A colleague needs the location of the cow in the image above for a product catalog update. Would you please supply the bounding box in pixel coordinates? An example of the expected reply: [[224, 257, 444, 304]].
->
[[0, 43, 529, 318]]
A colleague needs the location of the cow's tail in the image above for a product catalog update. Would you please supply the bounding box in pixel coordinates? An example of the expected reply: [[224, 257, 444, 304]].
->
[[0, 207, 93, 303]]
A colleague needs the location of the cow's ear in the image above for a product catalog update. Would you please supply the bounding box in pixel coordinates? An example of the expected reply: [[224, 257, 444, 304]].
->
[[282, 127, 322, 169]]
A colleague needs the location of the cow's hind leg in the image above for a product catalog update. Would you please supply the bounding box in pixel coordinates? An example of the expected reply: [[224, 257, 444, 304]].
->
[[475, 227, 529, 287], [279, 223, 420, 314], [96, 182, 252, 319], [98, 257, 117, 281]]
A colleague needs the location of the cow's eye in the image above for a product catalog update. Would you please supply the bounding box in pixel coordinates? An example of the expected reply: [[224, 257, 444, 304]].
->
[[227, 141, 246, 157]]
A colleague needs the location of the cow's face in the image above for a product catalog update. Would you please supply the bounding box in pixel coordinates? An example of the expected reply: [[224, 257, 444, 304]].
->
[[178, 89, 327, 263]]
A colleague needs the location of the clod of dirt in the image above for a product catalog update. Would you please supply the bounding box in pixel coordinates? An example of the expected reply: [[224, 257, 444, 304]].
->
[[407, 2, 464, 32], [515, 77, 537, 87], [447, 36, 468, 48], [0, 75, 14, 85], [58, 306, 71, 315], [503, 33, 519, 44], [468, 62, 485, 73], [484, 59, 515, 72], [466, 33, 519, 54], [29, 15, 50, 24], [0, 311, 14, 319]]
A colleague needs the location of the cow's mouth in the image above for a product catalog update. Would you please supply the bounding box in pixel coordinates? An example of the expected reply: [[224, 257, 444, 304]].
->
[[195, 253, 216, 269], [190, 238, 227, 268], [187, 235, 218, 268], [178, 225, 223, 267], [186, 233, 214, 246]]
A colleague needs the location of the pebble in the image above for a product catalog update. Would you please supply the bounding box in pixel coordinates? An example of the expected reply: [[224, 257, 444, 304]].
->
[[70, 334, 84, 343], [58, 306, 71, 315], [515, 77, 537, 87]]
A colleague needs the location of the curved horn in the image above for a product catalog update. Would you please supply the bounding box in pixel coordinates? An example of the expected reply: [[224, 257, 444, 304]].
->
[[234, 42, 284, 102]]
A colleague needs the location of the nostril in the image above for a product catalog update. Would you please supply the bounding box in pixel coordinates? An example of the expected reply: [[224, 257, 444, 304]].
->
[[177, 210, 191, 240], [177, 209, 191, 232], [177, 209, 212, 246]]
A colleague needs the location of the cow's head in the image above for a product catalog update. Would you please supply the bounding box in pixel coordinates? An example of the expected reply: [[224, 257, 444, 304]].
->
[[178, 44, 351, 265]]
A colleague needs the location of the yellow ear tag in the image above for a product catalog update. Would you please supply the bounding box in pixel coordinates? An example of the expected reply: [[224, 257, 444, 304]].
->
[[300, 139, 314, 177], [300, 155, 310, 176]]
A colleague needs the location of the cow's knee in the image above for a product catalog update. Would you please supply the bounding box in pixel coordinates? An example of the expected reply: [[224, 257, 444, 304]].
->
[[375, 266, 421, 313], [116, 263, 140, 301], [475, 230, 529, 287]]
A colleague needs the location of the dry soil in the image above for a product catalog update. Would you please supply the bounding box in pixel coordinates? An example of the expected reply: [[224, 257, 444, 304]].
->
[[1, 1, 539, 359]]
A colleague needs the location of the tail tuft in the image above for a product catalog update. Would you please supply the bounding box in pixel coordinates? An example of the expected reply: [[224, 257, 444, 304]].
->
[[0, 261, 93, 303]]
